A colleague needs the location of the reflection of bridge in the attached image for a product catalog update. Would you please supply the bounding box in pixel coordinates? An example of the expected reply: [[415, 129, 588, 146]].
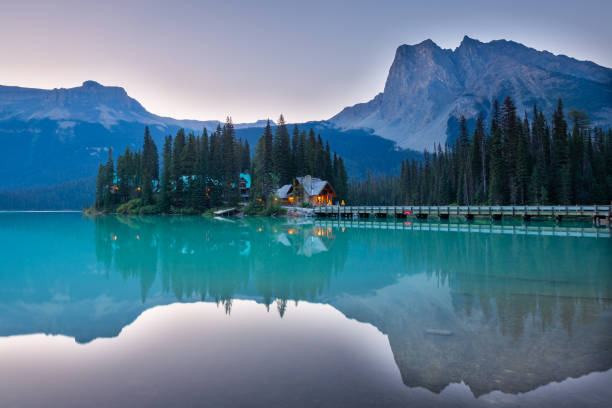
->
[[314, 205, 612, 223], [314, 218, 611, 238]]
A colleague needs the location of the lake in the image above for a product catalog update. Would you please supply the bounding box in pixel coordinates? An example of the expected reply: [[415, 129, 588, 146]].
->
[[0, 212, 611, 408]]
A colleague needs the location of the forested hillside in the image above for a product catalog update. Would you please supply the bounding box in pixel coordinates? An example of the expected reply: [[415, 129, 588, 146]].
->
[[0, 178, 95, 210], [349, 98, 612, 205]]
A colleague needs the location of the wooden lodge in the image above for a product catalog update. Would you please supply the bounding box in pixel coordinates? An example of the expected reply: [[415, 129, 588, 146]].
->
[[277, 175, 336, 206]]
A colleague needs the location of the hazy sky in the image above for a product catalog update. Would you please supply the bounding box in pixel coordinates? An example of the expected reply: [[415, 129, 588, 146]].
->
[[1, 0, 611, 123]]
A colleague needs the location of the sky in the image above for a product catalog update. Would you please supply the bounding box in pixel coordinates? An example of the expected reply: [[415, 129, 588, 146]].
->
[[1, 0, 611, 123]]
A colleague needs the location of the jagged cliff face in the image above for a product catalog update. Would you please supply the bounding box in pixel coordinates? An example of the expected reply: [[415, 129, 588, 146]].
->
[[330, 36, 612, 150]]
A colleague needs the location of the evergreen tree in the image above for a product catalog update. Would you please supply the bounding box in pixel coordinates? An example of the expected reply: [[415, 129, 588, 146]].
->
[[241, 139, 251, 172], [103, 148, 115, 211], [551, 99, 570, 203], [182, 133, 197, 176], [335, 156, 348, 201], [158, 135, 173, 213], [296, 130, 306, 176], [470, 113, 486, 203], [172, 129, 186, 205], [116, 147, 132, 203], [291, 125, 299, 177], [501, 96, 518, 203], [488, 100, 505, 204], [515, 115, 530, 204], [273, 115, 292, 185], [262, 120, 275, 200], [221, 118, 240, 204], [94, 164, 105, 210], [305, 129, 316, 175], [141, 127, 158, 206]]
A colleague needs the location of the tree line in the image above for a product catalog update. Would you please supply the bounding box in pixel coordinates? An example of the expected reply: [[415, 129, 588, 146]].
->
[[348, 97, 612, 205], [93, 115, 348, 213]]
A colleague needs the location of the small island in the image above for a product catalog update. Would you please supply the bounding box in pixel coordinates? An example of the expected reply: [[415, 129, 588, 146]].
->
[[87, 115, 349, 216]]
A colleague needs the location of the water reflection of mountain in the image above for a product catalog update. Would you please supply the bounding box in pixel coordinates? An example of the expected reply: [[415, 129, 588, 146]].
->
[[0, 213, 610, 397], [328, 223, 612, 395]]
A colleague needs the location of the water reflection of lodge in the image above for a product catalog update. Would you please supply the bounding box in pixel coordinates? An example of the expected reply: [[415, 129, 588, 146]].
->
[[94, 216, 346, 316]]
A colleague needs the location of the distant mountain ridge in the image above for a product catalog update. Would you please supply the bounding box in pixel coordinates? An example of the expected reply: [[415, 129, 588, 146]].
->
[[0, 80, 270, 131], [330, 36, 612, 150]]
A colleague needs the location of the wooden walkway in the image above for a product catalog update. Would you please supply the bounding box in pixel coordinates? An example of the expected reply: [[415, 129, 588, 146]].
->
[[314, 205, 611, 223], [314, 219, 611, 238], [213, 207, 238, 216]]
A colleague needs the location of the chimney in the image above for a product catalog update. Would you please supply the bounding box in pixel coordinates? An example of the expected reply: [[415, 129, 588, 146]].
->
[[304, 175, 312, 194]]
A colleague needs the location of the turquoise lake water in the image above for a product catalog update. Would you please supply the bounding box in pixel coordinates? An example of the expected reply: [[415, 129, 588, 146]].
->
[[0, 212, 611, 407]]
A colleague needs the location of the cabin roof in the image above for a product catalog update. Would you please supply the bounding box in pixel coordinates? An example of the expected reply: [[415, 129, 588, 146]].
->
[[276, 184, 292, 199], [296, 176, 334, 196], [276, 175, 336, 199]]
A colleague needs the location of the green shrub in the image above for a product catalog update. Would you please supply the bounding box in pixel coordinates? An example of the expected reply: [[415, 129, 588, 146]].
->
[[243, 200, 265, 216], [117, 199, 142, 214], [244, 199, 286, 216]]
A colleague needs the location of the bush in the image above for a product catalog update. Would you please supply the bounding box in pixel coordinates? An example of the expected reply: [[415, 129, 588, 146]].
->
[[117, 198, 142, 214], [243, 199, 286, 216], [243, 201, 265, 216]]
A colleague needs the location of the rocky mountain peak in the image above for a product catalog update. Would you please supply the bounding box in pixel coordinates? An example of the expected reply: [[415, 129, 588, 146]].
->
[[81, 80, 104, 88], [459, 35, 479, 45], [330, 36, 612, 150]]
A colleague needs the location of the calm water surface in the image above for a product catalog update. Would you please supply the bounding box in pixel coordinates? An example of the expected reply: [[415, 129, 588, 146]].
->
[[0, 213, 611, 408]]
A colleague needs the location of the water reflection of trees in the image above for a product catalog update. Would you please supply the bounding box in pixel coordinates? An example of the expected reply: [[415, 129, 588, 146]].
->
[[341, 223, 611, 339], [93, 216, 348, 316], [94, 216, 611, 336], [328, 223, 612, 396]]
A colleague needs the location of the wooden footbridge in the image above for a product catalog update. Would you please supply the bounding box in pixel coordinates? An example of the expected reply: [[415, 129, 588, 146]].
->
[[314, 205, 611, 224]]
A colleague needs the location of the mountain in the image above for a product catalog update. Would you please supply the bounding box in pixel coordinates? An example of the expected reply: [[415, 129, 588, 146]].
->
[[0, 80, 271, 131], [0, 81, 417, 208], [330, 36, 612, 150]]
